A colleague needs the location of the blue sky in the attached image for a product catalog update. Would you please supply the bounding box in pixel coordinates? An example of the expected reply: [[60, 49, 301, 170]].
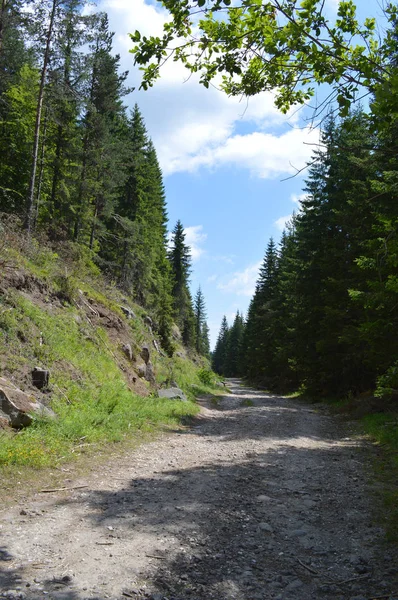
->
[[98, 0, 384, 347]]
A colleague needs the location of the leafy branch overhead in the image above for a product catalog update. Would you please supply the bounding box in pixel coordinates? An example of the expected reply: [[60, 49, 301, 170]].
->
[[130, 0, 396, 116]]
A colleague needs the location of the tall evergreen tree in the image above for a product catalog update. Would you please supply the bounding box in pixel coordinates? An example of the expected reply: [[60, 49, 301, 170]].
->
[[168, 220, 195, 348], [224, 311, 245, 377], [194, 286, 206, 355], [243, 238, 279, 384], [212, 316, 229, 376]]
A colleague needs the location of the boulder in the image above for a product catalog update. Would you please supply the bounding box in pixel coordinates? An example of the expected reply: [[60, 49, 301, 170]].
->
[[0, 377, 56, 428], [140, 345, 150, 365], [137, 364, 146, 378], [31, 367, 50, 390], [144, 315, 153, 327], [145, 361, 156, 385], [119, 305, 136, 319], [122, 343, 133, 361], [158, 387, 187, 402]]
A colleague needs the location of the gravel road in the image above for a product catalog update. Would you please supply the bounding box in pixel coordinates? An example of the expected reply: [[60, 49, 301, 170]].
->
[[1, 379, 397, 600]]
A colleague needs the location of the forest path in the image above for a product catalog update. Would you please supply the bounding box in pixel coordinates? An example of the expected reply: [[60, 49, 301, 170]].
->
[[1, 379, 397, 600]]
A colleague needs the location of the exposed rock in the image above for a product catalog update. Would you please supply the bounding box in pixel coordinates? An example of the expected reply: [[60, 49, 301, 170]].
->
[[141, 345, 150, 365], [158, 387, 187, 402], [259, 522, 273, 533], [153, 339, 160, 353], [175, 351, 184, 359], [31, 367, 50, 390], [171, 324, 182, 341], [137, 364, 146, 379], [0, 416, 11, 430], [144, 315, 153, 327], [119, 305, 136, 319], [0, 377, 55, 428], [122, 343, 133, 361], [145, 361, 156, 385]]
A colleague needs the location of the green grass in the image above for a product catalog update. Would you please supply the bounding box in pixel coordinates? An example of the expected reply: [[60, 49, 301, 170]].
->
[[0, 293, 199, 469], [361, 412, 398, 541]]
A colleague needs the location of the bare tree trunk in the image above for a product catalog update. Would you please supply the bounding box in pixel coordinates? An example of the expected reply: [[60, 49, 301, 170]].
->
[[0, 0, 7, 56], [33, 107, 49, 229], [25, 0, 58, 234], [89, 203, 98, 250]]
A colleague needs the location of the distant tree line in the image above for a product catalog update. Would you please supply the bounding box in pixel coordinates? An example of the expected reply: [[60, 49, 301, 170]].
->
[[0, 0, 210, 357], [213, 101, 398, 397]]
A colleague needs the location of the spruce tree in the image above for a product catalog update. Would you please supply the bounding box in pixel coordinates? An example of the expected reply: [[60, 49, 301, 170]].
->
[[212, 316, 229, 376], [194, 286, 206, 355], [168, 220, 196, 348]]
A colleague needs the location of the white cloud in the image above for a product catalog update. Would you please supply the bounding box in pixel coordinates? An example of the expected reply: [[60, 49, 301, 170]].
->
[[207, 274, 218, 283], [218, 261, 262, 297], [100, 0, 319, 179], [291, 192, 307, 206], [274, 215, 293, 232], [185, 225, 207, 261], [274, 192, 307, 231]]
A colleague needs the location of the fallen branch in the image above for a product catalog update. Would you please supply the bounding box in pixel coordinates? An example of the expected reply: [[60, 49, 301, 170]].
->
[[323, 574, 370, 586], [96, 542, 114, 546], [297, 559, 319, 575], [39, 485, 88, 493]]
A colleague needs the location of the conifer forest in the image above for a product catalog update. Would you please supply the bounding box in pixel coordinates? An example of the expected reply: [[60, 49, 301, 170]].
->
[[0, 0, 211, 359], [1, 0, 398, 402], [213, 106, 398, 398]]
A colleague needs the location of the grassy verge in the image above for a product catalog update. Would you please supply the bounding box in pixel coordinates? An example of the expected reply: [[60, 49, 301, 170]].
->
[[361, 412, 398, 542], [0, 293, 200, 469]]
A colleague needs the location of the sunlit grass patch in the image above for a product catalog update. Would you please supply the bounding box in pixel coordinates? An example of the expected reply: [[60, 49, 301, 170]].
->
[[0, 294, 199, 470]]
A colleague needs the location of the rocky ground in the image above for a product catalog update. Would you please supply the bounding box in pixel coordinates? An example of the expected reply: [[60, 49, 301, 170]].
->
[[0, 379, 397, 600]]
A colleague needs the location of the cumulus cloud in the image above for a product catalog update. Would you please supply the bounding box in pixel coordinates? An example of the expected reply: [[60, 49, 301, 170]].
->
[[274, 215, 293, 232], [274, 192, 307, 231], [100, 0, 319, 179], [185, 225, 207, 261], [291, 192, 307, 206], [218, 261, 262, 297]]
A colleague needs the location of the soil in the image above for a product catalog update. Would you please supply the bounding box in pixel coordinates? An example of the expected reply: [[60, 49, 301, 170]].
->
[[1, 379, 397, 600]]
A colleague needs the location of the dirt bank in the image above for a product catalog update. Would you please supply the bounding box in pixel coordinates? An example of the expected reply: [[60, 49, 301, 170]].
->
[[1, 380, 397, 600]]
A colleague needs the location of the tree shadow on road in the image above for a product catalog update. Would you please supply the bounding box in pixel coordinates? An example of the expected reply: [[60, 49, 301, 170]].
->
[[55, 434, 397, 600]]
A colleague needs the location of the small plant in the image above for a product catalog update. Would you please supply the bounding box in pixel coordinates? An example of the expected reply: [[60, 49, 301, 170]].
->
[[54, 269, 78, 303], [198, 367, 214, 386]]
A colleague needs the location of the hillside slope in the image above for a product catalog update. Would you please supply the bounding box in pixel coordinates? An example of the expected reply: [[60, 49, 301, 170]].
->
[[0, 227, 216, 471]]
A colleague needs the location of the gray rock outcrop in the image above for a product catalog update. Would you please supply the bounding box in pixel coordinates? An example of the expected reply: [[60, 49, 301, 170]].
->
[[158, 387, 187, 402], [122, 343, 133, 361], [145, 361, 156, 385], [140, 345, 150, 364], [0, 377, 55, 428], [119, 305, 136, 319], [31, 367, 50, 390]]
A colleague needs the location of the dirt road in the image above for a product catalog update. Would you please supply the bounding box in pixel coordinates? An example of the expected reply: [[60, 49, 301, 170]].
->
[[1, 380, 397, 600]]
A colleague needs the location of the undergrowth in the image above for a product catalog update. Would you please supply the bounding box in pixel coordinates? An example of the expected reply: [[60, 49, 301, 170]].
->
[[361, 412, 398, 542], [0, 293, 201, 469]]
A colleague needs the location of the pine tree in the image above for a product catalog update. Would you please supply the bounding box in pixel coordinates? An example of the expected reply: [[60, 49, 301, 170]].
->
[[212, 316, 229, 376], [224, 311, 245, 376], [73, 13, 129, 246], [243, 238, 279, 384], [168, 220, 196, 348], [194, 286, 207, 355]]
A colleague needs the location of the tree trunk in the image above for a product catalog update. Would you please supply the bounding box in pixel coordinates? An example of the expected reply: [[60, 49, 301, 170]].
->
[[0, 0, 7, 56], [25, 0, 58, 234], [33, 107, 49, 229]]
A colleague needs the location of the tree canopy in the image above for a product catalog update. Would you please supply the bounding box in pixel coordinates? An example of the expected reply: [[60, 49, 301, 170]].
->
[[131, 0, 396, 116]]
